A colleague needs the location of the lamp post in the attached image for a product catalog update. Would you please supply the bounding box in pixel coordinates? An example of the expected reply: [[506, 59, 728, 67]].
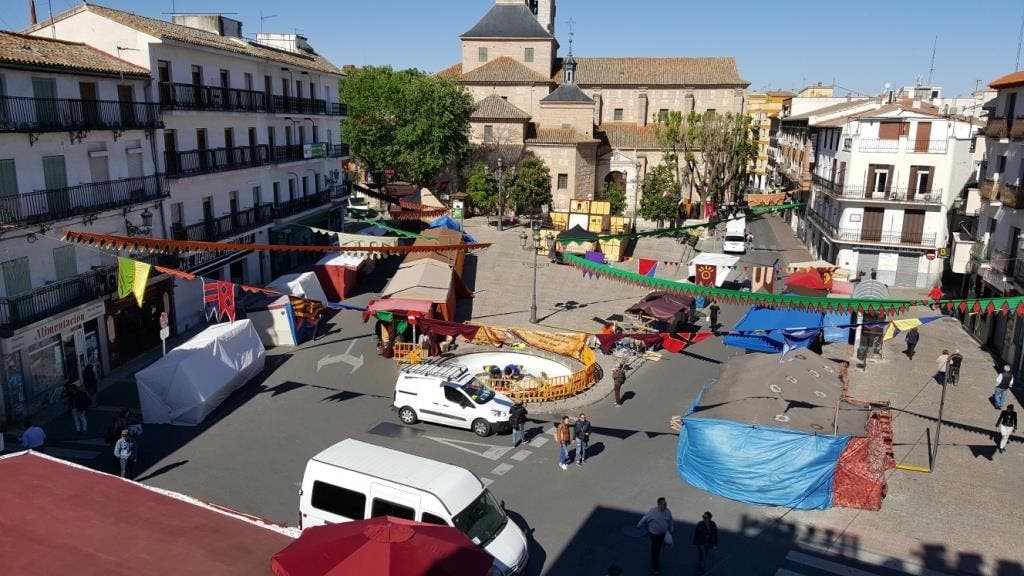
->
[[520, 222, 554, 324]]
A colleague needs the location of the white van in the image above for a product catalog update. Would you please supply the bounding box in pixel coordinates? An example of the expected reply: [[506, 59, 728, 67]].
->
[[722, 215, 747, 254], [299, 439, 529, 576], [394, 360, 512, 437]]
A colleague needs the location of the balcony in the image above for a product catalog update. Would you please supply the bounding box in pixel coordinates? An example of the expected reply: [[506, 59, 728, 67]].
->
[[979, 178, 1024, 209], [0, 95, 161, 133], [166, 145, 271, 178], [327, 142, 350, 158], [271, 190, 331, 219], [806, 207, 936, 247], [986, 116, 1010, 138], [272, 142, 344, 163], [855, 138, 949, 154], [812, 174, 942, 204], [159, 82, 266, 113], [271, 95, 345, 116], [990, 247, 1019, 278], [172, 204, 274, 242], [0, 174, 167, 227]]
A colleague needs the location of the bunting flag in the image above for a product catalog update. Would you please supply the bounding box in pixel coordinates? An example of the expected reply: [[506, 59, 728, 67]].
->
[[354, 217, 439, 240], [781, 328, 822, 357], [638, 258, 659, 278], [290, 296, 326, 328], [117, 257, 151, 307], [883, 316, 942, 341], [695, 264, 717, 287], [203, 280, 236, 323], [821, 269, 834, 289], [388, 207, 450, 220], [661, 331, 714, 353], [751, 266, 775, 294], [61, 230, 489, 255]]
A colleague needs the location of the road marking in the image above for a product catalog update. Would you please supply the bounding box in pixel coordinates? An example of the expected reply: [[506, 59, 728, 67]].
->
[[787, 551, 878, 576], [45, 447, 101, 460], [481, 477, 494, 488], [424, 436, 512, 461], [529, 436, 549, 448], [795, 543, 952, 576], [510, 450, 532, 461], [490, 463, 514, 476]]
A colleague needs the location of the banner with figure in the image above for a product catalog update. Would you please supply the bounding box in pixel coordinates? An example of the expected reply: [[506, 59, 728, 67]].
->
[[751, 266, 775, 293], [695, 264, 717, 287]]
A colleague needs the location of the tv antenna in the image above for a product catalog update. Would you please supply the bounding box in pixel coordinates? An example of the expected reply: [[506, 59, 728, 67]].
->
[[1017, 6, 1024, 70], [927, 35, 937, 85], [259, 10, 277, 35]]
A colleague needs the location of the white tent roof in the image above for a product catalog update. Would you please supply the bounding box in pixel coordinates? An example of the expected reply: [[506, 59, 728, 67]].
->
[[316, 252, 367, 269], [265, 271, 329, 304], [381, 260, 452, 303], [689, 252, 742, 268]]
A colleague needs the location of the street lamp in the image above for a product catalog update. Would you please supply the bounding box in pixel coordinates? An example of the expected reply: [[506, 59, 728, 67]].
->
[[520, 222, 554, 324], [125, 207, 153, 236]]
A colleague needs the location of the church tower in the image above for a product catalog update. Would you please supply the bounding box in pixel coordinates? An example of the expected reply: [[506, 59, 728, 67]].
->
[[528, 0, 556, 37], [460, 0, 558, 78]]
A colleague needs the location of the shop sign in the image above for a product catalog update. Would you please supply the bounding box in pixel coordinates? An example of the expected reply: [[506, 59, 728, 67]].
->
[[2, 300, 106, 355], [304, 143, 327, 159]]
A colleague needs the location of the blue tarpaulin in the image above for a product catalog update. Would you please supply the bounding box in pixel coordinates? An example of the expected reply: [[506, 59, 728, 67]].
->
[[723, 307, 825, 353], [429, 215, 476, 243], [677, 418, 851, 509], [823, 311, 851, 343]]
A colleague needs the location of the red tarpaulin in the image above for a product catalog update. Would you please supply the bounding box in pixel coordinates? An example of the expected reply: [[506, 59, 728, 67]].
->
[[362, 298, 433, 322], [661, 331, 714, 353], [785, 270, 829, 291], [271, 516, 492, 576], [595, 332, 664, 354]]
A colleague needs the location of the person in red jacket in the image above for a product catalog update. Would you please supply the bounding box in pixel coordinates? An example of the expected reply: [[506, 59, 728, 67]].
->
[[928, 285, 943, 310]]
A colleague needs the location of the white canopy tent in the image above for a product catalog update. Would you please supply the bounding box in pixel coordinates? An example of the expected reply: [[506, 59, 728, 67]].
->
[[265, 271, 329, 304], [135, 320, 266, 425]]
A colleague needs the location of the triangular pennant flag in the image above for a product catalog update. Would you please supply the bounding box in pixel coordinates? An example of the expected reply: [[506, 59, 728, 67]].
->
[[638, 258, 659, 278], [117, 257, 151, 307]]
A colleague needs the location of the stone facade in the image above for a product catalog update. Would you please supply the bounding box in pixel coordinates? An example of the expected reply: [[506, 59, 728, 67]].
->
[[461, 39, 554, 78]]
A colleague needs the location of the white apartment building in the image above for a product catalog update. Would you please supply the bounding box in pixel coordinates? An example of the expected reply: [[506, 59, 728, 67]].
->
[[965, 71, 1024, 368], [804, 100, 980, 288], [29, 5, 347, 332], [0, 31, 164, 425]]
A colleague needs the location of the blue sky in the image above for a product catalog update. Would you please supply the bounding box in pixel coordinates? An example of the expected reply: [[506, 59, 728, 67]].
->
[[10, 0, 1024, 96]]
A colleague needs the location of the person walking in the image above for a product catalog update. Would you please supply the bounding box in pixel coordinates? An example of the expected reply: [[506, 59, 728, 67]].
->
[[904, 328, 920, 359], [992, 365, 1015, 409], [935, 349, 950, 385], [637, 497, 674, 575], [947, 350, 964, 386], [19, 420, 45, 451], [693, 511, 719, 574], [612, 364, 626, 407], [509, 399, 527, 448], [573, 413, 591, 465], [113, 429, 137, 479], [928, 285, 943, 310], [70, 386, 91, 434], [745, 232, 754, 253], [708, 301, 721, 332], [82, 364, 98, 398], [555, 416, 572, 470], [996, 404, 1017, 454]]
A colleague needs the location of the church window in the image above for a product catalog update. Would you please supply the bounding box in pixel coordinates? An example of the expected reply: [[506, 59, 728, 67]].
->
[[557, 174, 568, 189], [478, 47, 488, 63], [658, 109, 669, 121], [613, 108, 623, 121], [484, 125, 494, 141], [524, 47, 534, 63]]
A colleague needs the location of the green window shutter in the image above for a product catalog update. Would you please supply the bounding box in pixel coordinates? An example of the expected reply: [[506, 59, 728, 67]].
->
[[2, 257, 31, 296], [42, 156, 67, 190], [0, 159, 17, 196], [53, 246, 76, 280]]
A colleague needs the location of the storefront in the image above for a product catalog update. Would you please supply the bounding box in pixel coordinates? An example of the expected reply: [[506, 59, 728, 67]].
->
[[0, 300, 107, 426], [105, 279, 174, 370]]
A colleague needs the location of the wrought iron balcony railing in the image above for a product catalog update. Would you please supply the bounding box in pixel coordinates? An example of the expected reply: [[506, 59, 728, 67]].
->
[[0, 95, 161, 132], [0, 174, 167, 227], [159, 82, 266, 112], [165, 145, 271, 178]]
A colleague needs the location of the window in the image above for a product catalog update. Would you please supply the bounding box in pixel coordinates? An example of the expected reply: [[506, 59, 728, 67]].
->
[[252, 186, 262, 206], [706, 108, 716, 115], [219, 69, 230, 89], [312, 124, 319, 143], [1, 257, 30, 296], [229, 190, 239, 214], [53, 245, 76, 281], [557, 173, 568, 189], [302, 175, 309, 196], [224, 127, 234, 149], [296, 81, 304, 100], [0, 159, 18, 197], [285, 125, 293, 146], [444, 386, 466, 404], [171, 202, 183, 228], [299, 125, 306, 145], [561, 122, 571, 129], [478, 47, 488, 62], [244, 73, 253, 91], [970, 137, 977, 153], [524, 47, 534, 62], [202, 196, 214, 220], [311, 481, 365, 520], [248, 127, 257, 147], [191, 65, 203, 86], [272, 181, 281, 205], [281, 78, 290, 98], [42, 156, 66, 191], [264, 75, 272, 96], [196, 128, 208, 150], [658, 109, 669, 121], [288, 178, 296, 201], [999, 155, 1008, 175], [421, 512, 448, 526], [157, 60, 171, 83], [483, 125, 494, 140], [613, 108, 623, 121], [371, 498, 415, 521]]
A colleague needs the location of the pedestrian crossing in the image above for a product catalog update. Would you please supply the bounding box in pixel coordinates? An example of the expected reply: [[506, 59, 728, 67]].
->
[[775, 549, 952, 576]]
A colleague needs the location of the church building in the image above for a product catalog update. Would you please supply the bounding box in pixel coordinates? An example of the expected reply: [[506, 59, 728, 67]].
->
[[439, 0, 750, 215]]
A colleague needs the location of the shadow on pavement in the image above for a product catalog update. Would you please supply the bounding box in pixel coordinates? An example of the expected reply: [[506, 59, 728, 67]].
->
[[134, 459, 189, 482]]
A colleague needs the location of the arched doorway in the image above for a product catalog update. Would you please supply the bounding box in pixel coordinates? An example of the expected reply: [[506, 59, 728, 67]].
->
[[603, 171, 626, 192]]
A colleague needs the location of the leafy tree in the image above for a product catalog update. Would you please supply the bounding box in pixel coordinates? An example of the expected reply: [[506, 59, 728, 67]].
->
[[465, 163, 496, 215], [600, 181, 627, 216], [655, 110, 758, 205], [638, 164, 680, 225], [507, 157, 552, 217], [340, 66, 473, 185]]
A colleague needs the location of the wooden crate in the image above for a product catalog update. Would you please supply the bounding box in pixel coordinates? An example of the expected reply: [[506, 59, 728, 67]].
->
[[609, 216, 629, 234], [590, 200, 610, 215], [570, 199, 591, 214], [549, 211, 569, 230], [601, 238, 623, 262], [588, 215, 608, 233]]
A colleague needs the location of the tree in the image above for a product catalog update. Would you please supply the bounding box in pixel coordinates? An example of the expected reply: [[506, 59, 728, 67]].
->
[[600, 181, 627, 216], [507, 157, 552, 218], [465, 163, 496, 216], [638, 164, 680, 225], [655, 110, 758, 205], [340, 66, 473, 185]]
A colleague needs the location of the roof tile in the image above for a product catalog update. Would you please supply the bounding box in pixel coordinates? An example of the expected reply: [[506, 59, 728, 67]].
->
[[459, 57, 552, 84], [0, 30, 148, 77], [461, 4, 554, 39], [990, 71, 1024, 89], [596, 123, 661, 150], [554, 57, 748, 87], [471, 94, 531, 120], [526, 125, 599, 145]]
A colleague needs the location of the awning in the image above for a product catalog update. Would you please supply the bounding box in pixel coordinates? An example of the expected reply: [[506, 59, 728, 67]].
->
[[383, 260, 453, 303], [364, 298, 432, 319]]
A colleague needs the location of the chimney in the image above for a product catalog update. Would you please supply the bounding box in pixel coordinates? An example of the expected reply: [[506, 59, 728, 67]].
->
[[256, 33, 313, 54], [28, 0, 37, 25], [171, 14, 243, 38]]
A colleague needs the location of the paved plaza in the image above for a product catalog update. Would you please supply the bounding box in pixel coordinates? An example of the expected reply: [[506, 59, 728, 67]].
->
[[5, 214, 1024, 575]]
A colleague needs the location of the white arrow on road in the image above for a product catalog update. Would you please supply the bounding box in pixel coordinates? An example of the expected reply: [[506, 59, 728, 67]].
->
[[424, 436, 512, 461], [317, 341, 364, 374]]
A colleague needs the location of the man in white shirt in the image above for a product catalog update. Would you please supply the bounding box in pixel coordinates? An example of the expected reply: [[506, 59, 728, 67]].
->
[[637, 497, 674, 575]]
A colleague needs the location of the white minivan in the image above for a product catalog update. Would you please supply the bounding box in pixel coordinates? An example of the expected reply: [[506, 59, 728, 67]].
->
[[299, 439, 529, 576], [394, 360, 512, 437], [722, 215, 747, 254]]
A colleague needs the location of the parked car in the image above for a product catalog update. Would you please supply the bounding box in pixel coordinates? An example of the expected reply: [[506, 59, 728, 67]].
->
[[394, 360, 512, 437]]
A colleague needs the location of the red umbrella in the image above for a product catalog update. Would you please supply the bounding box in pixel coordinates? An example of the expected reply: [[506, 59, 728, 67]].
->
[[785, 270, 829, 292], [271, 516, 494, 576]]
